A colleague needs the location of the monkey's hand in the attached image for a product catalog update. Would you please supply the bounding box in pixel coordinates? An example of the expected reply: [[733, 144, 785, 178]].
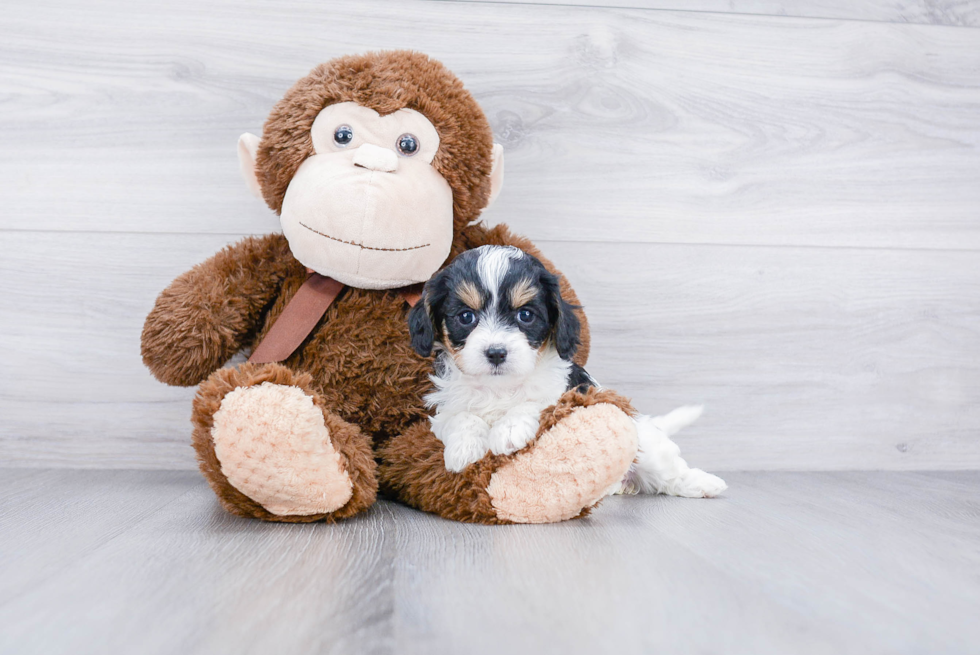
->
[[141, 234, 297, 386]]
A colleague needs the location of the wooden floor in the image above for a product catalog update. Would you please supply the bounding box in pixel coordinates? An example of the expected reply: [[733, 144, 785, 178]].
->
[[1, 470, 977, 655]]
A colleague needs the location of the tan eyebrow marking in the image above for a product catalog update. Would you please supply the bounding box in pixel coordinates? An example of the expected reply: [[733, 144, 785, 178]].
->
[[510, 278, 538, 308], [456, 281, 483, 310]]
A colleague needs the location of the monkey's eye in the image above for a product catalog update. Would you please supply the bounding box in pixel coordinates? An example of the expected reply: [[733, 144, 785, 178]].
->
[[458, 310, 476, 326], [333, 125, 354, 147], [517, 308, 535, 324], [396, 133, 419, 157]]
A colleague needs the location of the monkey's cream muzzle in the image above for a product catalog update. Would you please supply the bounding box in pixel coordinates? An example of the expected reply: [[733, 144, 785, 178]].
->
[[280, 146, 454, 289], [352, 143, 399, 173]]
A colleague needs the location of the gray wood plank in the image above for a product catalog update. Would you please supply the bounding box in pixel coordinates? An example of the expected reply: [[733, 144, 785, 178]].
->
[[0, 470, 198, 606], [1, 232, 978, 470], [636, 471, 980, 654], [389, 501, 851, 655], [436, 0, 980, 28], [0, 473, 395, 655], [392, 472, 980, 654], [2, 1, 979, 250], [1, 470, 978, 654]]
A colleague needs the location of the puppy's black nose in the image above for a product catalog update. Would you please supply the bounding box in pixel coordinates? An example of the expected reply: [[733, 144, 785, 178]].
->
[[485, 346, 507, 366]]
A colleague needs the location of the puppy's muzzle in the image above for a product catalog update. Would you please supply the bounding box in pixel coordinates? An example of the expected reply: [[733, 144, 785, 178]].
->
[[485, 346, 507, 366]]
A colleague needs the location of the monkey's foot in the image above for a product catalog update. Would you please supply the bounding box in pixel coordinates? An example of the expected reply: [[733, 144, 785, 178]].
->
[[212, 382, 354, 515], [487, 391, 637, 523], [378, 388, 637, 524], [193, 363, 377, 522]]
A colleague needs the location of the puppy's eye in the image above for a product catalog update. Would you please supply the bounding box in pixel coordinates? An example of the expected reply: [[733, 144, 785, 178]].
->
[[458, 310, 476, 326], [396, 133, 419, 157], [334, 125, 354, 147], [517, 308, 535, 324]]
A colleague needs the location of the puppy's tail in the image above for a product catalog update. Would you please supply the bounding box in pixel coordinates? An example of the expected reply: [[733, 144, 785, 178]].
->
[[650, 405, 703, 437]]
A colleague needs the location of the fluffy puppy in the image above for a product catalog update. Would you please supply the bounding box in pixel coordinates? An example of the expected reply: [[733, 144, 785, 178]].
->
[[409, 246, 727, 498], [409, 245, 590, 471]]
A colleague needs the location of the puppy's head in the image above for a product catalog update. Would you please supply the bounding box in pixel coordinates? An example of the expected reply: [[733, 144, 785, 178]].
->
[[409, 245, 581, 377]]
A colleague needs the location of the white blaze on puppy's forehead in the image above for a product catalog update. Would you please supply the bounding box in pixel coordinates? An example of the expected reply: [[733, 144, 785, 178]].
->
[[475, 246, 523, 302]]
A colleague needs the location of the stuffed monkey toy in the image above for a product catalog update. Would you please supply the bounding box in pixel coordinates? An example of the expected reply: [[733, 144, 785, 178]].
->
[[141, 51, 638, 524]]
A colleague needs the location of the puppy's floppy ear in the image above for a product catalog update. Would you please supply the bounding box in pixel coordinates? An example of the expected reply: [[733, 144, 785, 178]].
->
[[408, 299, 434, 357], [541, 271, 581, 360], [408, 272, 448, 357]]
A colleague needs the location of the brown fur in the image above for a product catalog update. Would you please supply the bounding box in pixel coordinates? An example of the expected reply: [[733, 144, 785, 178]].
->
[[142, 51, 605, 523], [141, 235, 301, 387], [377, 422, 510, 524]]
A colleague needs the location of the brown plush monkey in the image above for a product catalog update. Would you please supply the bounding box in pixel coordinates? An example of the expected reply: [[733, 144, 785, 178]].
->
[[141, 51, 638, 524]]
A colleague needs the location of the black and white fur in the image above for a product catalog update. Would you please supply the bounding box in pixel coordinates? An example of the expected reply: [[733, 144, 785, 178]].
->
[[409, 245, 726, 498]]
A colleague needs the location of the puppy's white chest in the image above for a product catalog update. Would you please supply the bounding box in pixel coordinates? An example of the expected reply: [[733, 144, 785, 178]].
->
[[425, 348, 572, 471]]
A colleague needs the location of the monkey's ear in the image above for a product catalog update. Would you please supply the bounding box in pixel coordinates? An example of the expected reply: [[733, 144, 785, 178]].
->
[[237, 133, 263, 200], [486, 143, 505, 208]]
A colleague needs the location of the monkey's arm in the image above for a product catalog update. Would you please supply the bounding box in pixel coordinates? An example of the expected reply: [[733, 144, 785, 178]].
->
[[141, 233, 300, 386], [460, 223, 592, 366]]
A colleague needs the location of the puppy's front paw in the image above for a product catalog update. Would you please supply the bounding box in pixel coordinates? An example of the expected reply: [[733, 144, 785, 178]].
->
[[488, 412, 540, 456], [442, 414, 490, 473]]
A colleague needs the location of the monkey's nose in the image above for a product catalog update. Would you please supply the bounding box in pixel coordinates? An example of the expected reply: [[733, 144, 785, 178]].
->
[[485, 346, 507, 366], [352, 143, 398, 173]]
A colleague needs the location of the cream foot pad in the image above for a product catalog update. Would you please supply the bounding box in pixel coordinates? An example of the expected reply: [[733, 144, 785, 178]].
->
[[211, 382, 353, 516], [487, 403, 638, 523]]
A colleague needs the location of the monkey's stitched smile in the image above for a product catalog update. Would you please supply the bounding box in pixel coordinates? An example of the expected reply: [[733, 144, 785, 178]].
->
[[298, 221, 431, 252]]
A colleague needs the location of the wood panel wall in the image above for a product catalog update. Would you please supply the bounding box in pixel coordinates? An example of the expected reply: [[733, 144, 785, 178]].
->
[[1, 0, 978, 470]]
